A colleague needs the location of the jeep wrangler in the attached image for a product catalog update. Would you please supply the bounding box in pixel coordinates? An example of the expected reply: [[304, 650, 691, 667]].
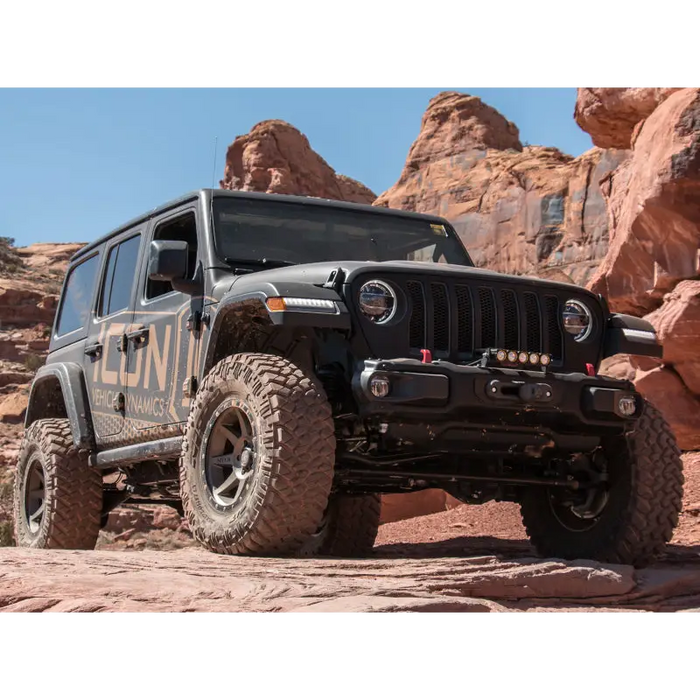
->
[[13, 189, 683, 564]]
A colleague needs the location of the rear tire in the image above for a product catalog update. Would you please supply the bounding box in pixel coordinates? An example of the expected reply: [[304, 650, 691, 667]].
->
[[13, 418, 102, 549], [180, 353, 335, 555], [520, 402, 683, 567], [300, 493, 382, 557]]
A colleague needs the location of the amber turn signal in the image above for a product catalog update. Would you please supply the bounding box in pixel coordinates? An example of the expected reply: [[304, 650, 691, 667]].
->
[[265, 297, 287, 311]]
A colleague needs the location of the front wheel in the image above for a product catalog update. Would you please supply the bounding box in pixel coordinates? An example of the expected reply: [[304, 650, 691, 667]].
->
[[180, 353, 336, 555], [520, 403, 684, 567]]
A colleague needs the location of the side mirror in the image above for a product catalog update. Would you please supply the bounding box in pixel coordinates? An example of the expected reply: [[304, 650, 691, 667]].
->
[[148, 240, 188, 281], [148, 240, 200, 295]]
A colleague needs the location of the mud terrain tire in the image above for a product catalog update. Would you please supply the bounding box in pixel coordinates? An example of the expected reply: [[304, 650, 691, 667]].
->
[[520, 402, 683, 567], [13, 418, 102, 549], [300, 493, 382, 557], [180, 353, 335, 555]]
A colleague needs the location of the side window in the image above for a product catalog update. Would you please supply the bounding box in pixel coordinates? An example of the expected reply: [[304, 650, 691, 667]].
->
[[56, 254, 100, 337], [98, 234, 142, 317], [146, 212, 198, 300]]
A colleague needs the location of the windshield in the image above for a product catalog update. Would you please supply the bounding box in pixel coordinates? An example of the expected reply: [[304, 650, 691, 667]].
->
[[212, 198, 473, 267]]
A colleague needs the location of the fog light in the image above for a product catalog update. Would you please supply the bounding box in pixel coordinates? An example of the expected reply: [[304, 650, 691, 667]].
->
[[529, 352, 540, 365], [370, 375, 391, 398], [496, 349, 507, 362], [540, 353, 551, 366], [617, 395, 637, 417], [507, 350, 518, 363], [518, 351, 528, 364]]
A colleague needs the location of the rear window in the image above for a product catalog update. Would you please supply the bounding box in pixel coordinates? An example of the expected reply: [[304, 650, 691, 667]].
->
[[55, 254, 100, 337]]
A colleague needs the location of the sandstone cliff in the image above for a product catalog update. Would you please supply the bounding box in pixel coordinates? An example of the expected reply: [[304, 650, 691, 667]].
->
[[375, 91, 628, 287], [0, 242, 83, 421], [220, 119, 376, 204], [585, 88, 700, 448], [575, 88, 681, 149]]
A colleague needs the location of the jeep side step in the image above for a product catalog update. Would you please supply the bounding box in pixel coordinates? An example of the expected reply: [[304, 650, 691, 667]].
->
[[89, 437, 183, 469]]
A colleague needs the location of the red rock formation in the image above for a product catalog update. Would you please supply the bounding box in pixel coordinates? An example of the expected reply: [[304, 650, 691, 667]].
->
[[645, 282, 700, 393], [583, 88, 700, 447], [17, 242, 83, 278], [575, 88, 681, 149], [0, 242, 85, 542], [589, 89, 700, 315], [220, 119, 375, 204], [397, 92, 523, 172], [376, 91, 628, 287]]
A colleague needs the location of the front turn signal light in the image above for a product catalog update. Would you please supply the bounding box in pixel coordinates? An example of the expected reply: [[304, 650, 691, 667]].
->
[[265, 297, 338, 313], [265, 297, 287, 311]]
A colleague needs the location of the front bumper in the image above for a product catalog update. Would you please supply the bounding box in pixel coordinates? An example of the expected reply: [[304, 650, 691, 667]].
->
[[352, 358, 642, 428]]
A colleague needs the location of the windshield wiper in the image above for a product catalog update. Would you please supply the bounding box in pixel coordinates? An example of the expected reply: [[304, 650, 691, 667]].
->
[[223, 257, 298, 270]]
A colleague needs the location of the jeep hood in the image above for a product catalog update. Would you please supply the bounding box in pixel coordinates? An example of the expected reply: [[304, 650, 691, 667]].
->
[[219, 260, 595, 300]]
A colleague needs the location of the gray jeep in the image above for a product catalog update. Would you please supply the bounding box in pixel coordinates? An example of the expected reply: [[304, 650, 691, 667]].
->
[[14, 189, 683, 564]]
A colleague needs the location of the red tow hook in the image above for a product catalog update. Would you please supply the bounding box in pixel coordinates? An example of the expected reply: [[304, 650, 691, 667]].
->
[[421, 349, 433, 364], [585, 363, 596, 377]]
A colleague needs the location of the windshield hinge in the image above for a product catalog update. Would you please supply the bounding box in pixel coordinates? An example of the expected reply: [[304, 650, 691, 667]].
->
[[323, 267, 346, 293]]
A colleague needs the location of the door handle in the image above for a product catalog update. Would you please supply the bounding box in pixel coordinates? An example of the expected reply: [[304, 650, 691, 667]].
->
[[84, 342, 103, 358], [126, 327, 149, 344]]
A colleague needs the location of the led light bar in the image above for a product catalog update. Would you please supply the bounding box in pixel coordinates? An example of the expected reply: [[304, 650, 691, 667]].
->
[[265, 297, 338, 313], [483, 348, 552, 369]]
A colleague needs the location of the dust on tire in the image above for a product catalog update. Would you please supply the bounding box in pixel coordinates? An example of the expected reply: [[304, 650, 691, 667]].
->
[[180, 353, 336, 555], [13, 418, 102, 550]]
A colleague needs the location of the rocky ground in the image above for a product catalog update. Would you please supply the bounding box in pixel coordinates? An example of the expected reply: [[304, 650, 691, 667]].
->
[[1, 453, 699, 612], [0, 547, 660, 612]]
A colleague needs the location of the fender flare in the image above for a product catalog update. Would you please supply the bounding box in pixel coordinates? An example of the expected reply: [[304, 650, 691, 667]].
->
[[25, 362, 95, 450], [201, 288, 351, 374], [602, 313, 663, 359]]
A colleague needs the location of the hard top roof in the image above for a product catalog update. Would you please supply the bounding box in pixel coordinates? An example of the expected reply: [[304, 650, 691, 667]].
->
[[70, 189, 452, 262]]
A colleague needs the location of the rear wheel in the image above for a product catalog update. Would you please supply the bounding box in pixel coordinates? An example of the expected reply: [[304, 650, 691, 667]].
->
[[180, 353, 336, 555], [13, 418, 102, 549], [300, 493, 382, 557], [520, 403, 683, 566]]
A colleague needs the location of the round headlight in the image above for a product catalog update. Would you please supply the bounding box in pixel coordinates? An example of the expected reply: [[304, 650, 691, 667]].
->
[[359, 280, 396, 324], [563, 300, 592, 341]]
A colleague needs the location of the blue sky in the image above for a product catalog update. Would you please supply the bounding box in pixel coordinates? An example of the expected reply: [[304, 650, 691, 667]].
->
[[0, 89, 592, 247]]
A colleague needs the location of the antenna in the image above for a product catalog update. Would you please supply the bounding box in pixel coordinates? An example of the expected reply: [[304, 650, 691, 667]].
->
[[211, 136, 218, 189]]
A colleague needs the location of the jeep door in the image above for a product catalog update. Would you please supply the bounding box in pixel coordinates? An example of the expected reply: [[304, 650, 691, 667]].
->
[[48, 249, 103, 386], [125, 206, 203, 439], [83, 229, 142, 447]]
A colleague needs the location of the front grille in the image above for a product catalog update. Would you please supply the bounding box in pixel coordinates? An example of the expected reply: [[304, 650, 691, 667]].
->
[[455, 286, 472, 354], [406, 279, 564, 362], [406, 281, 425, 349], [478, 288, 497, 348], [431, 283, 450, 352]]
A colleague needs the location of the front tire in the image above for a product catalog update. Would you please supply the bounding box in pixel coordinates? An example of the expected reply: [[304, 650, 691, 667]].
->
[[300, 493, 382, 557], [520, 403, 684, 567], [13, 418, 102, 549], [180, 353, 336, 555]]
